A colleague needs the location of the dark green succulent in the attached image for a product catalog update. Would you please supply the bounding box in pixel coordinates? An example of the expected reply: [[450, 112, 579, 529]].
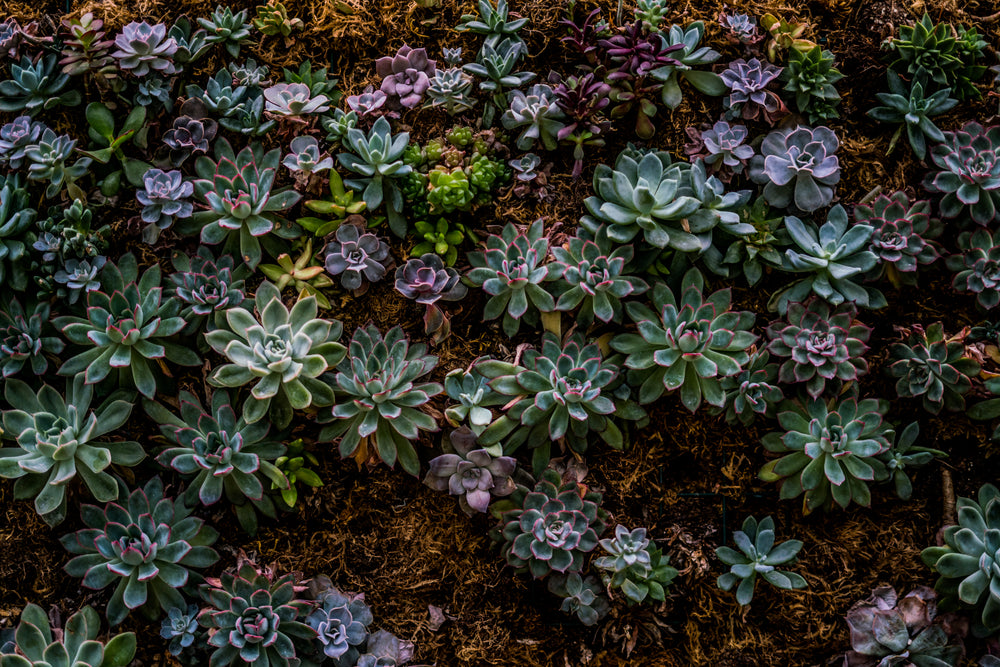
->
[[338, 117, 412, 238], [650, 21, 725, 110], [456, 0, 527, 50], [594, 525, 678, 604], [463, 38, 535, 127], [443, 367, 504, 435], [716, 515, 807, 605], [781, 45, 842, 122], [877, 421, 945, 501], [0, 55, 81, 116], [868, 73, 957, 160], [705, 195, 788, 286], [888, 323, 979, 415], [969, 377, 1000, 441], [948, 227, 1000, 310], [0, 174, 36, 290], [0, 298, 63, 378], [0, 604, 135, 667], [169, 247, 250, 334], [547, 573, 609, 626], [61, 477, 220, 626], [25, 129, 92, 200], [198, 5, 252, 57], [714, 349, 783, 426], [612, 268, 758, 412], [884, 13, 986, 101]]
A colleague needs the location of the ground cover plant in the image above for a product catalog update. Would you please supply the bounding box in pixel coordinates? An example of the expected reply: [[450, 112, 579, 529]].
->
[[2, 1, 1000, 666]]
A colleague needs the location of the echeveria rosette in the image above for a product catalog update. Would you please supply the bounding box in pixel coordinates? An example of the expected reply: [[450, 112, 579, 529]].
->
[[466, 219, 562, 337], [0, 115, 44, 168], [749, 125, 840, 213], [306, 584, 373, 664], [1, 603, 136, 667], [262, 83, 330, 117], [877, 422, 946, 502], [0, 376, 142, 527], [547, 573, 609, 626], [394, 253, 467, 342], [61, 477, 220, 626], [338, 116, 412, 238], [581, 149, 703, 251], [144, 390, 289, 535], [948, 227, 1000, 310], [169, 247, 249, 334], [161, 604, 200, 657], [867, 72, 957, 161], [593, 525, 678, 604], [501, 84, 567, 152], [765, 299, 871, 399], [921, 484, 1000, 637], [885, 12, 986, 101], [443, 367, 505, 435], [759, 396, 892, 512], [0, 298, 63, 378], [611, 268, 758, 413], [769, 206, 886, 314], [424, 427, 516, 516], [324, 224, 391, 291], [206, 281, 346, 429], [888, 323, 979, 415], [714, 349, 784, 426], [111, 21, 178, 77], [375, 44, 436, 108], [53, 253, 201, 399], [924, 121, 1000, 227], [498, 469, 608, 579], [319, 325, 442, 477], [137, 168, 194, 244], [190, 138, 302, 269], [720, 58, 786, 124], [715, 515, 807, 606], [197, 559, 316, 667], [854, 192, 942, 287]]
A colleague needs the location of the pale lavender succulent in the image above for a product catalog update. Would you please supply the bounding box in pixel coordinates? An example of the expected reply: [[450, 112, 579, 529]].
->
[[719, 12, 762, 45], [394, 253, 467, 305], [721, 58, 785, 123], [425, 427, 516, 514], [54, 258, 106, 302], [749, 125, 840, 212], [442, 47, 463, 66], [0, 116, 44, 169], [263, 82, 331, 116], [137, 168, 193, 243], [112, 21, 178, 77], [376, 44, 437, 108], [701, 120, 753, 173], [324, 224, 390, 290], [346, 87, 388, 117], [282, 136, 334, 174]]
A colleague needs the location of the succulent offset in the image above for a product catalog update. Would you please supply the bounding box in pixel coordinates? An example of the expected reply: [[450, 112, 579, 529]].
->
[[716, 515, 806, 605], [424, 427, 516, 515], [888, 323, 979, 414]]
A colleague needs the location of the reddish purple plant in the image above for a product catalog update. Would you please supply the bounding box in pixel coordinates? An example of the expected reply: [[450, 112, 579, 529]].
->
[[599, 21, 682, 80], [394, 253, 467, 342], [375, 44, 436, 108], [559, 7, 608, 67], [550, 72, 611, 178]]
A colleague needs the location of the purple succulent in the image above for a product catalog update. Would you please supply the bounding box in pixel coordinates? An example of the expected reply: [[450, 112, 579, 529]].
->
[[162, 99, 218, 167], [686, 120, 754, 181], [346, 87, 388, 117], [559, 8, 609, 66], [923, 121, 1000, 227], [425, 427, 516, 515], [0, 115, 44, 169], [766, 298, 871, 398], [111, 21, 178, 77], [324, 224, 390, 291], [263, 82, 330, 117], [599, 21, 682, 80], [718, 12, 762, 46], [307, 583, 372, 662], [550, 72, 611, 177], [376, 44, 436, 108], [749, 125, 840, 212], [854, 191, 942, 285], [137, 168, 194, 243], [0, 18, 38, 60], [720, 58, 786, 124], [394, 253, 467, 305]]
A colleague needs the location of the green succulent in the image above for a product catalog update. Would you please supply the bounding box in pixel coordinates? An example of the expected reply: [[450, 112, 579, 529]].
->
[[0, 174, 35, 290], [205, 281, 346, 429], [868, 73, 958, 160], [443, 367, 504, 435], [888, 323, 979, 415], [713, 349, 783, 426], [198, 5, 252, 57], [611, 268, 758, 412], [282, 60, 340, 101], [253, 1, 304, 46], [272, 438, 322, 510], [780, 45, 842, 122], [426, 166, 475, 213], [650, 21, 726, 110], [0, 376, 142, 527], [877, 421, 946, 501], [338, 117, 412, 238], [969, 377, 1000, 441], [319, 325, 442, 476], [412, 218, 467, 267], [547, 573, 609, 627], [716, 515, 807, 605], [298, 170, 366, 237], [594, 525, 678, 604], [0, 55, 81, 116], [705, 195, 788, 287], [456, 0, 527, 49], [259, 238, 334, 309], [884, 13, 986, 100], [25, 129, 92, 201], [53, 254, 199, 399], [187, 69, 250, 120], [759, 395, 892, 512], [0, 604, 135, 667], [462, 38, 535, 127]]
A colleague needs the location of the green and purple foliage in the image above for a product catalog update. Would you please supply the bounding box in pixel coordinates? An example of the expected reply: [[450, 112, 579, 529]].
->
[[111, 21, 178, 76], [547, 573, 609, 626], [612, 268, 758, 412], [854, 192, 942, 286], [948, 227, 1000, 309], [169, 247, 249, 333], [759, 395, 892, 512], [320, 325, 441, 477], [765, 299, 871, 399], [376, 45, 436, 108], [559, 7, 608, 66], [593, 525, 677, 604], [145, 390, 289, 535], [716, 515, 806, 605], [161, 605, 200, 657], [887, 323, 979, 414], [394, 253, 467, 342], [750, 125, 840, 213], [190, 139, 302, 269], [720, 58, 786, 124], [714, 349, 784, 426], [688, 120, 754, 180], [53, 253, 200, 399], [198, 558, 316, 667], [466, 219, 561, 337], [163, 99, 219, 167], [424, 427, 516, 515], [502, 84, 567, 152], [306, 579, 373, 664], [0, 298, 63, 378], [550, 72, 611, 178], [324, 224, 391, 291], [878, 421, 945, 501], [550, 226, 649, 326], [476, 332, 626, 472], [718, 12, 762, 46], [498, 469, 608, 578], [1, 603, 136, 667], [61, 477, 220, 626], [0, 376, 142, 527], [924, 121, 1000, 226]]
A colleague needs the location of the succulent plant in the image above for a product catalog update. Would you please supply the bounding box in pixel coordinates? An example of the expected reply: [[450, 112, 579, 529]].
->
[[498, 469, 608, 579], [271, 438, 322, 511], [716, 515, 807, 605], [547, 573, 609, 626], [1, 604, 136, 667], [715, 349, 784, 426], [888, 323, 979, 415], [923, 121, 1000, 227], [559, 7, 610, 69], [426, 166, 474, 213], [323, 224, 391, 292], [198, 557, 315, 667], [501, 84, 567, 152], [188, 69, 249, 119], [650, 21, 725, 109], [760, 13, 817, 62], [0, 116, 44, 169], [163, 99, 219, 167], [282, 59, 340, 100], [0, 18, 38, 61], [0, 55, 81, 116], [868, 73, 957, 160], [456, 0, 527, 50], [0, 376, 141, 527], [765, 299, 871, 399], [854, 191, 941, 287], [306, 582, 373, 663], [769, 206, 885, 314], [594, 525, 678, 604], [346, 87, 388, 117], [298, 171, 367, 237], [759, 395, 892, 512], [54, 254, 199, 399], [59, 12, 118, 84], [253, 1, 304, 46], [263, 82, 330, 117], [355, 630, 414, 667], [338, 117, 412, 238], [395, 253, 467, 342], [25, 129, 91, 200], [161, 604, 200, 657], [426, 67, 476, 115], [749, 125, 839, 213], [169, 16, 212, 66], [885, 13, 986, 101], [548, 71, 611, 178], [0, 174, 35, 290], [0, 298, 63, 378], [706, 195, 788, 286], [198, 6, 251, 57], [190, 138, 302, 268], [145, 389, 289, 535], [969, 378, 1000, 442], [260, 239, 334, 309], [205, 281, 346, 428], [612, 268, 758, 412], [844, 585, 965, 667], [462, 39, 535, 127], [720, 58, 786, 124], [169, 247, 249, 333], [282, 136, 333, 176], [425, 427, 516, 515], [444, 367, 505, 435], [719, 12, 762, 46], [878, 421, 945, 502], [111, 21, 178, 77], [62, 477, 219, 625], [319, 325, 441, 476], [922, 483, 1000, 636], [948, 227, 1000, 310], [137, 168, 194, 244], [376, 45, 437, 108], [466, 219, 561, 337], [689, 120, 754, 179], [781, 45, 842, 122]]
